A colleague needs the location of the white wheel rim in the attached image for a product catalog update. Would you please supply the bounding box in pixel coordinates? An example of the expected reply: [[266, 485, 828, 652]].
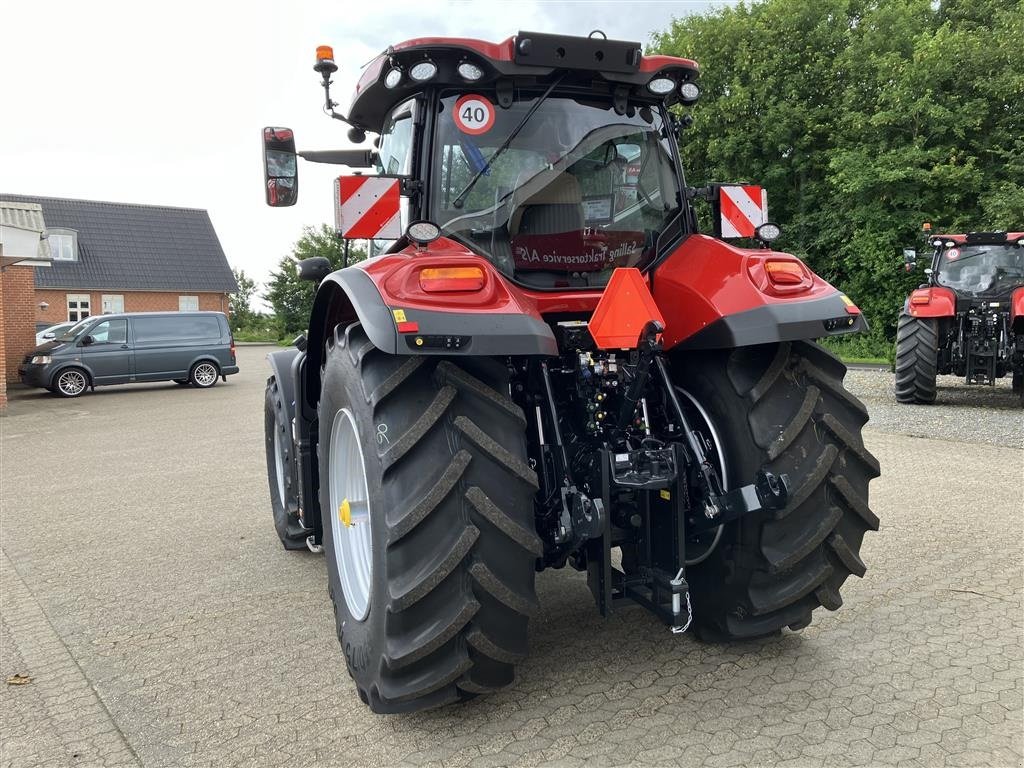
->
[[677, 387, 728, 566], [194, 363, 217, 386], [58, 370, 86, 396], [327, 408, 373, 621], [273, 428, 287, 504]]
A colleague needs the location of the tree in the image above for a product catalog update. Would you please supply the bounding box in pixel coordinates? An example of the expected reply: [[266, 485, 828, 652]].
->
[[651, 0, 1023, 344], [264, 224, 367, 336], [228, 268, 258, 331]]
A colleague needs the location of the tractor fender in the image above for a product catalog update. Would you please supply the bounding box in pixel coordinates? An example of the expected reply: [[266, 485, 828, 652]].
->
[[265, 346, 302, 423], [654, 235, 868, 350], [1011, 287, 1024, 333], [304, 259, 557, 407], [906, 286, 956, 318]]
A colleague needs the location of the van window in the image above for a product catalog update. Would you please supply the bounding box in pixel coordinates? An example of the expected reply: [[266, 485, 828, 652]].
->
[[89, 319, 128, 344], [133, 315, 222, 343]]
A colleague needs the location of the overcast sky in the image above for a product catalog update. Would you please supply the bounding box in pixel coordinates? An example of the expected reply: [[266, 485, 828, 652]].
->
[[2, 0, 721, 300]]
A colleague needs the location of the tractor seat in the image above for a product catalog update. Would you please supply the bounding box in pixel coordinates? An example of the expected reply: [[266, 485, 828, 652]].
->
[[509, 174, 585, 237]]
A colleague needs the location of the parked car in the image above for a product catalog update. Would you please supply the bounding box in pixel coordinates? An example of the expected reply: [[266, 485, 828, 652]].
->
[[35, 321, 77, 345], [19, 311, 238, 397]]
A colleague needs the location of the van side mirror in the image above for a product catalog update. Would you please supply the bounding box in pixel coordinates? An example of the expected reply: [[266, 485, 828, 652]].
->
[[902, 248, 917, 272], [42, 332, 56, 339], [263, 127, 298, 207], [81, 335, 94, 346]]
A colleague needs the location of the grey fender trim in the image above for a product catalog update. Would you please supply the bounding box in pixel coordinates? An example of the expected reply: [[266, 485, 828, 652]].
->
[[674, 292, 870, 351]]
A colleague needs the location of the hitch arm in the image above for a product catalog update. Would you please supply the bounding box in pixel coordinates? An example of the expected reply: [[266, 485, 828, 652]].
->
[[654, 356, 789, 525]]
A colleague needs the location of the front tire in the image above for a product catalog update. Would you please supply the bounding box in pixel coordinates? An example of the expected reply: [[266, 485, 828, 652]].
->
[[671, 341, 880, 640], [894, 313, 938, 403], [265, 376, 306, 550], [318, 322, 540, 713], [53, 367, 89, 398]]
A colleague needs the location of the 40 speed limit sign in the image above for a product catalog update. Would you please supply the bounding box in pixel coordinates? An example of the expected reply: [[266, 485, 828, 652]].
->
[[453, 94, 495, 135]]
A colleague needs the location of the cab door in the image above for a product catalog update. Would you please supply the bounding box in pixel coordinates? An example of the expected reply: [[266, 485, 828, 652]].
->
[[80, 318, 132, 384]]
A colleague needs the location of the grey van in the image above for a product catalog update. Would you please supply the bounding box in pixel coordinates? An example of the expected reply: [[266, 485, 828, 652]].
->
[[18, 311, 239, 398]]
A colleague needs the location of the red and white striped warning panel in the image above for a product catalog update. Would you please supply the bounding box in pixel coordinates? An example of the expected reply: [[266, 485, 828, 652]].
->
[[719, 185, 767, 238], [334, 176, 402, 239]]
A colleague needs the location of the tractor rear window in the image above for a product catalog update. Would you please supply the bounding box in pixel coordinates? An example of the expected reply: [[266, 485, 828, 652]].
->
[[430, 92, 681, 288], [935, 243, 1024, 297]]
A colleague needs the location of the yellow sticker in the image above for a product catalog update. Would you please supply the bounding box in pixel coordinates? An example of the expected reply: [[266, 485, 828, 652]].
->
[[659, 489, 671, 501], [392, 309, 407, 323], [339, 499, 352, 527], [839, 294, 854, 307]]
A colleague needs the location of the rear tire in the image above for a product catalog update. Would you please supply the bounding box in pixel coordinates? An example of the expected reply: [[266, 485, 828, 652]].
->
[[318, 322, 540, 713], [265, 376, 306, 550], [189, 361, 219, 389], [671, 341, 880, 640], [894, 313, 938, 404]]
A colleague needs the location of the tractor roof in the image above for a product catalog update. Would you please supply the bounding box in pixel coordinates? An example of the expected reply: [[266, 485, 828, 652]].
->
[[348, 31, 699, 132], [931, 232, 1024, 245]]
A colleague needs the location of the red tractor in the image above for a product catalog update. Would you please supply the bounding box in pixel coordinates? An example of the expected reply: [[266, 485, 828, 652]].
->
[[261, 32, 880, 713], [897, 230, 1024, 403]]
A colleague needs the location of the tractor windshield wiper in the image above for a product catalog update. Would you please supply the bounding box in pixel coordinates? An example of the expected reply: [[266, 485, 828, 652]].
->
[[451, 74, 566, 209]]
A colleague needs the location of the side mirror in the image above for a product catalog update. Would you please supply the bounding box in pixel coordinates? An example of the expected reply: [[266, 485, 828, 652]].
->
[[42, 332, 56, 339], [297, 257, 332, 282], [81, 335, 94, 346], [263, 127, 298, 207], [902, 248, 917, 272]]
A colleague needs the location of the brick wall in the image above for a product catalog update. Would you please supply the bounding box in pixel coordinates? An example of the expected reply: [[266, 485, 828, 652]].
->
[[2, 265, 39, 388], [35, 290, 230, 325], [0, 269, 6, 410]]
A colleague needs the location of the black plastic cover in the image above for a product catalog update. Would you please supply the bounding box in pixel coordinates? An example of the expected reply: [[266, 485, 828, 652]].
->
[[514, 31, 641, 74]]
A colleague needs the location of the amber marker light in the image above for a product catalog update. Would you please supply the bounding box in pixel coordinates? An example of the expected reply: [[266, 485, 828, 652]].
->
[[419, 267, 486, 293], [764, 260, 805, 285]]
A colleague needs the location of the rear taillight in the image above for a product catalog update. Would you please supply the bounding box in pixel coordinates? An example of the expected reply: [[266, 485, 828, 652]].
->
[[419, 267, 485, 293], [910, 292, 930, 305]]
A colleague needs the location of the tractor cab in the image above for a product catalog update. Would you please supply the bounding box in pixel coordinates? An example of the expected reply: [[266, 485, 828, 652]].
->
[[263, 32, 717, 287], [927, 233, 1024, 300]]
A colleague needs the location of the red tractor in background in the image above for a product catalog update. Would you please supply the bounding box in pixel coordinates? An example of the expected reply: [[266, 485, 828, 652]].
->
[[260, 31, 880, 713], [897, 230, 1024, 404]]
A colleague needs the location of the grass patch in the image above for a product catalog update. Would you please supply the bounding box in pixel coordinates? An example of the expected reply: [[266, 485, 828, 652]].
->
[[233, 327, 288, 344], [819, 332, 894, 367]]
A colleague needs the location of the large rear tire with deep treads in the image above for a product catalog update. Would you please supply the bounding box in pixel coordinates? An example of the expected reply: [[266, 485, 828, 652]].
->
[[265, 376, 307, 550], [318, 322, 540, 713], [894, 313, 938, 404], [670, 340, 880, 641]]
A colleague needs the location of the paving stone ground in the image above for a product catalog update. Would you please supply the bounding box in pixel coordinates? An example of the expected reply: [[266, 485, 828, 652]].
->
[[1, 346, 1021, 767]]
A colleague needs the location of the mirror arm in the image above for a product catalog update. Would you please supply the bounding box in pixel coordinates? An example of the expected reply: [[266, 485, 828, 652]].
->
[[298, 150, 375, 167]]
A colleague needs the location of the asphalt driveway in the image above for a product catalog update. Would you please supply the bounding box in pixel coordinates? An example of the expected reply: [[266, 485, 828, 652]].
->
[[1, 346, 1021, 767]]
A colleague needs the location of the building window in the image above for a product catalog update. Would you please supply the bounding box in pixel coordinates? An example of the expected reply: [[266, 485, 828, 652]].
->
[[101, 294, 124, 314], [48, 229, 78, 261], [179, 295, 199, 311], [67, 294, 91, 322]]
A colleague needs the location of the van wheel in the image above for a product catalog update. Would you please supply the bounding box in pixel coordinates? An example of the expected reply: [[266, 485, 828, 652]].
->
[[54, 367, 90, 398], [189, 361, 219, 388]]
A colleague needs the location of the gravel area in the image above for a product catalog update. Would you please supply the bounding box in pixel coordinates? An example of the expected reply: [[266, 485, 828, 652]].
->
[[844, 368, 1023, 449]]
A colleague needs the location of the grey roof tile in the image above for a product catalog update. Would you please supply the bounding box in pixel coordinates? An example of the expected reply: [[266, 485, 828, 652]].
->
[[0, 194, 238, 292]]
